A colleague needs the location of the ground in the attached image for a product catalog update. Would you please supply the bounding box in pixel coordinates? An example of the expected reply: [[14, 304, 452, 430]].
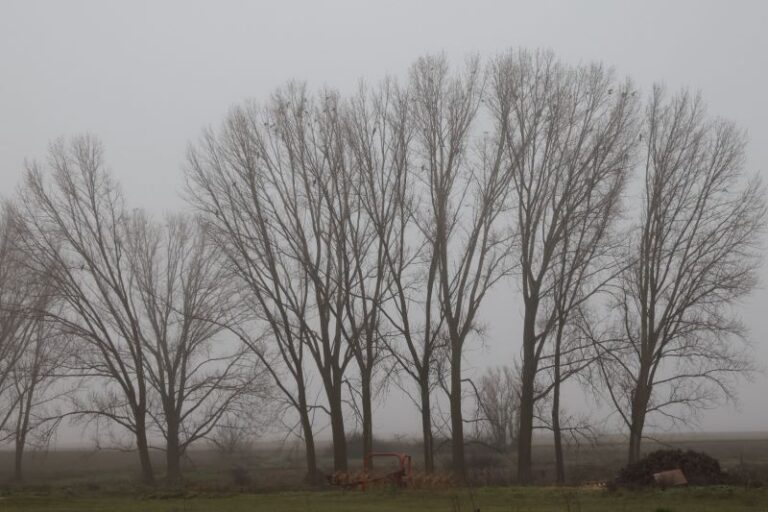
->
[[1, 487, 767, 512], [1, 435, 768, 510]]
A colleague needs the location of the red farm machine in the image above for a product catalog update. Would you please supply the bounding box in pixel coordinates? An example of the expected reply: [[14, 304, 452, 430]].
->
[[328, 452, 413, 490]]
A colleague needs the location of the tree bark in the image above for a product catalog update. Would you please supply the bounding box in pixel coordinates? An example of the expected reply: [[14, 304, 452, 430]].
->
[[14, 429, 26, 483], [361, 373, 373, 470], [552, 380, 565, 484], [135, 412, 155, 485], [13, 387, 33, 482], [628, 426, 642, 465], [552, 326, 565, 485], [300, 414, 319, 484], [517, 376, 534, 484], [297, 385, 319, 484], [419, 373, 435, 472], [165, 419, 182, 484], [517, 300, 538, 484], [328, 381, 348, 472], [628, 382, 650, 464], [450, 346, 465, 482]]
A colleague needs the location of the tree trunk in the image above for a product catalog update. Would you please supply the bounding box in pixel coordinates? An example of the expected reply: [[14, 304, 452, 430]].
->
[[13, 392, 32, 482], [297, 387, 320, 484], [517, 301, 537, 485], [361, 373, 373, 470], [135, 413, 155, 485], [628, 382, 650, 464], [628, 425, 642, 464], [15, 366, 38, 483], [517, 375, 534, 484], [14, 429, 26, 483], [419, 373, 434, 473], [552, 380, 565, 485], [552, 328, 565, 485], [165, 419, 182, 484], [328, 382, 348, 472], [450, 345, 465, 482]]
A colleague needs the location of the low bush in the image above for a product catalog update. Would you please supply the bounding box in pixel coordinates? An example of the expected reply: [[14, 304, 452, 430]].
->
[[613, 449, 727, 488]]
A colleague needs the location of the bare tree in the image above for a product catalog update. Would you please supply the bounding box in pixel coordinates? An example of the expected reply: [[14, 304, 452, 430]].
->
[[473, 365, 519, 450], [594, 87, 766, 464], [342, 79, 414, 467], [126, 212, 262, 483], [539, 319, 598, 483], [187, 85, 358, 474], [367, 80, 446, 472], [0, 207, 64, 477], [409, 54, 513, 481], [5, 308, 72, 482], [0, 210, 35, 434], [17, 137, 263, 483], [186, 99, 325, 481], [541, 91, 636, 482], [489, 49, 638, 483], [15, 137, 157, 484], [8, 329, 69, 481], [209, 412, 264, 458]]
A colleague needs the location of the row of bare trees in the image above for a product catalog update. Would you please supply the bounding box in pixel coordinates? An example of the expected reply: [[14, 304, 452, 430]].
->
[[1, 48, 764, 485], [185, 54, 515, 482], [184, 49, 765, 483], [0, 139, 271, 484]]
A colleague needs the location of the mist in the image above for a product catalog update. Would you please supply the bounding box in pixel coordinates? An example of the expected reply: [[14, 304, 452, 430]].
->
[[1, 0, 767, 455]]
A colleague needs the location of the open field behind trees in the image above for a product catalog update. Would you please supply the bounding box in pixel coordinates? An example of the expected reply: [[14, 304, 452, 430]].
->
[[1, 434, 767, 491]]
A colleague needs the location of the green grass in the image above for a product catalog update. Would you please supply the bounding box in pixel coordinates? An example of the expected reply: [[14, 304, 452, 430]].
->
[[1, 487, 767, 512]]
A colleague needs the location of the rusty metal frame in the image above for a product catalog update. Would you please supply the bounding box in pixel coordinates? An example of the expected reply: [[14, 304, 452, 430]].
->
[[360, 452, 412, 490]]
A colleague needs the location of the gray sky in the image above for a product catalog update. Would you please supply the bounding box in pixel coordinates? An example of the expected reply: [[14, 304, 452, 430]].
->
[[1, 0, 767, 441]]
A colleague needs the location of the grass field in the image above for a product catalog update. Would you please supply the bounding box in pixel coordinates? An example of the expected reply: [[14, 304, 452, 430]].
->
[[1, 487, 767, 512], [1, 435, 767, 511]]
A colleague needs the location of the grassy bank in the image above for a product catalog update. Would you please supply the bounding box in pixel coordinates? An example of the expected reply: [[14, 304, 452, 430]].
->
[[0, 486, 766, 512]]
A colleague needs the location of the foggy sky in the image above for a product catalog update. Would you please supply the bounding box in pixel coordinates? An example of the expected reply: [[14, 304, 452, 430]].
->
[[1, 0, 767, 444]]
